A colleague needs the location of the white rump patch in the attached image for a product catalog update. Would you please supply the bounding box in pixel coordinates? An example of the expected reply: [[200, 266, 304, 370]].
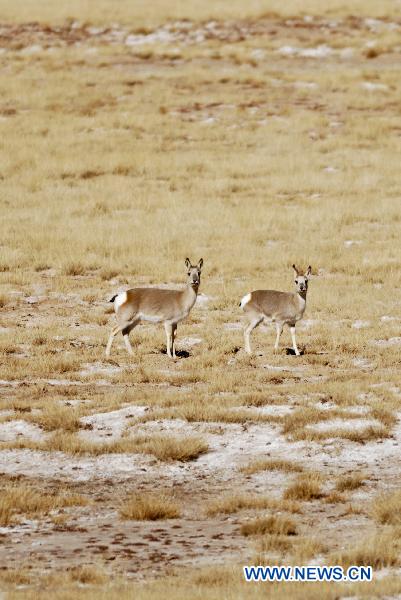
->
[[114, 291, 127, 312], [240, 293, 252, 309]]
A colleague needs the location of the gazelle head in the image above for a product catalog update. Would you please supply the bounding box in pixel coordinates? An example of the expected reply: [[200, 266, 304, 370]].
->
[[292, 264, 312, 294], [185, 258, 203, 287]]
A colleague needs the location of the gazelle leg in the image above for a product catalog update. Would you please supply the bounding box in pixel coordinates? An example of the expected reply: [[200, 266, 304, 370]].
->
[[164, 322, 173, 358], [244, 316, 263, 355], [274, 322, 283, 352], [123, 334, 133, 355], [105, 324, 121, 358], [122, 320, 139, 356], [290, 325, 300, 356], [172, 323, 177, 359]]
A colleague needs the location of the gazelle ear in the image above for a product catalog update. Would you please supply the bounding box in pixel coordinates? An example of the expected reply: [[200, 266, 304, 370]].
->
[[292, 264, 300, 277], [197, 258, 204, 270], [185, 258, 191, 269], [305, 265, 312, 277]]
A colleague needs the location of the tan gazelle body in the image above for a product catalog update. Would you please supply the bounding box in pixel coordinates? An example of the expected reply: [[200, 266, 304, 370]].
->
[[240, 265, 312, 356], [106, 258, 203, 359]]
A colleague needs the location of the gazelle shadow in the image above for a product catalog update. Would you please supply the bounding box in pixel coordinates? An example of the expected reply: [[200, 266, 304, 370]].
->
[[160, 348, 191, 358], [285, 347, 305, 356]]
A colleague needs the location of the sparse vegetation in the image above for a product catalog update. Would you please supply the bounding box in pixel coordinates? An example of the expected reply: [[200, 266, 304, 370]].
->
[[67, 565, 109, 585], [332, 533, 400, 569], [335, 473, 366, 492], [120, 492, 180, 520], [372, 489, 401, 526], [0, 0, 400, 593], [240, 459, 304, 475], [283, 473, 324, 501], [3, 431, 208, 461], [0, 483, 88, 526], [240, 515, 297, 537], [206, 494, 300, 516]]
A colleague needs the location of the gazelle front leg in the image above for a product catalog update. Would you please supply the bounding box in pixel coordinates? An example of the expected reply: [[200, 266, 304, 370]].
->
[[244, 316, 263, 355], [164, 322, 173, 358], [274, 322, 283, 352], [290, 325, 300, 356], [106, 324, 121, 358]]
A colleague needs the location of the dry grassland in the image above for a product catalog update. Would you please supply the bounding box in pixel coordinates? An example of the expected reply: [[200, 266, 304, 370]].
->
[[0, 0, 401, 597]]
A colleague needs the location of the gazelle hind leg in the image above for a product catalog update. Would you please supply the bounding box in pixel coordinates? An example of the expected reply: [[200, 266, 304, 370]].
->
[[244, 316, 263, 355], [122, 320, 139, 356], [164, 322, 173, 358], [290, 325, 300, 356], [274, 322, 284, 352]]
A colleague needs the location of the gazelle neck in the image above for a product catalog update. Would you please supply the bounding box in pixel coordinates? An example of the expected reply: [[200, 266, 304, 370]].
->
[[296, 290, 307, 313], [183, 282, 199, 308]]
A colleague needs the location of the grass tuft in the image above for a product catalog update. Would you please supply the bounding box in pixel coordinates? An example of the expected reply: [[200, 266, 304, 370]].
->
[[240, 458, 304, 475], [371, 489, 401, 526], [241, 515, 297, 537], [283, 473, 324, 501], [0, 483, 88, 526], [120, 492, 180, 520], [206, 494, 300, 516], [335, 473, 365, 492]]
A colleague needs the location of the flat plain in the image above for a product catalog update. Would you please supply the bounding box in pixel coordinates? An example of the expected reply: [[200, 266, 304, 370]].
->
[[0, 1, 401, 598]]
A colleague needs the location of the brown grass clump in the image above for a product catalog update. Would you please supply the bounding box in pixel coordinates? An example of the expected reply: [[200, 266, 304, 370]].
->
[[332, 532, 400, 569], [27, 404, 82, 432], [67, 565, 109, 584], [63, 262, 86, 276], [130, 434, 208, 462], [257, 535, 294, 554], [291, 537, 326, 562], [290, 422, 390, 443], [371, 489, 401, 526], [206, 494, 300, 516], [0, 570, 32, 585], [241, 515, 297, 537], [240, 458, 304, 475], [5, 431, 208, 461], [283, 473, 324, 501], [335, 472, 366, 492], [324, 491, 346, 504], [0, 293, 8, 308], [120, 492, 180, 520], [0, 483, 88, 525]]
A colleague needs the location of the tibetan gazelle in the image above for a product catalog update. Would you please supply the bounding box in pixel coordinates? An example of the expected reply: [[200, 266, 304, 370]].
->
[[106, 258, 203, 359], [240, 264, 312, 356]]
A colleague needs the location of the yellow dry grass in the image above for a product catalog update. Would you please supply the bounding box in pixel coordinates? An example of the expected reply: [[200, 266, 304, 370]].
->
[[332, 532, 401, 569], [120, 492, 180, 520], [283, 473, 324, 501], [206, 494, 300, 516], [4, 569, 401, 600], [240, 458, 304, 475], [240, 514, 297, 537], [0, 483, 88, 526], [371, 489, 401, 526], [0, 0, 400, 594], [4, 431, 208, 461], [335, 472, 366, 492]]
